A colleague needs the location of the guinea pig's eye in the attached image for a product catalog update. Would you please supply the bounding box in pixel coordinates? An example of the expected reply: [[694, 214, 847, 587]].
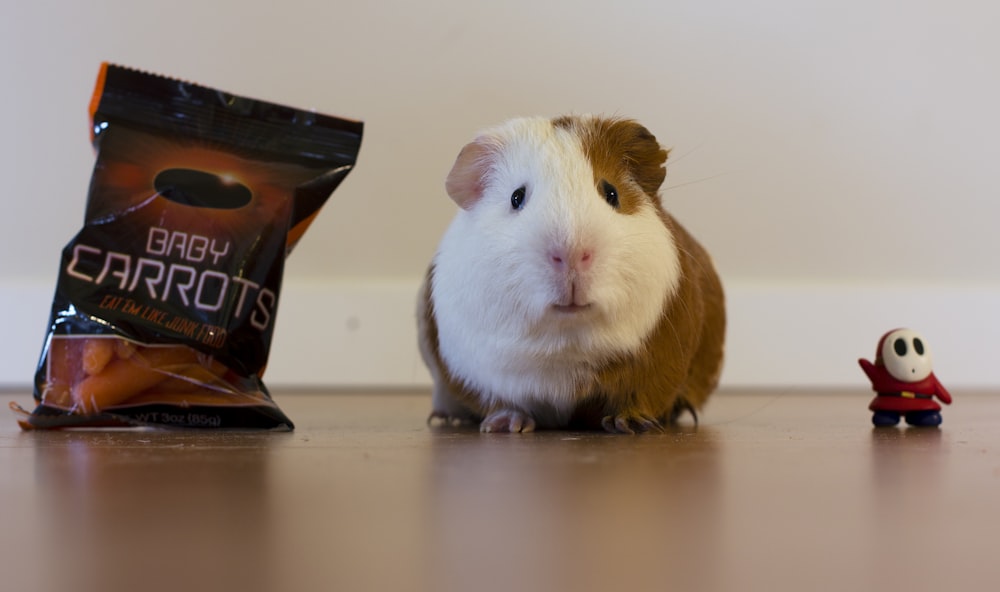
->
[[600, 180, 619, 209], [511, 186, 526, 210]]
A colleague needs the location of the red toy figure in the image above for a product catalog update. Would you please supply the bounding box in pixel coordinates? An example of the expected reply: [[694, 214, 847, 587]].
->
[[859, 328, 952, 427]]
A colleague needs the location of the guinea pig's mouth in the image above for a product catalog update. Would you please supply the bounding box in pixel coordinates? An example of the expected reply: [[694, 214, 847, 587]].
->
[[551, 303, 594, 314]]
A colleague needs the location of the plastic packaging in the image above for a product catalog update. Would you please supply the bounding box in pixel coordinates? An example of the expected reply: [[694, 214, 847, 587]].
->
[[14, 63, 363, 429]]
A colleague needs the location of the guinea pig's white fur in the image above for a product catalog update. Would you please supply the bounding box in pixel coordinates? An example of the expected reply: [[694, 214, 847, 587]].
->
[[419, 114, 724, 433]]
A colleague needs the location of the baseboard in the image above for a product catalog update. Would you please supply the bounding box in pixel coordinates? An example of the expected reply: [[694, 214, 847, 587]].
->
[[3, 279, 998, 390]]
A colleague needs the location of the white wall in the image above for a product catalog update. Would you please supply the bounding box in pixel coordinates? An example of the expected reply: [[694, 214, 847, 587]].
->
[[3, 0, 999, 390]]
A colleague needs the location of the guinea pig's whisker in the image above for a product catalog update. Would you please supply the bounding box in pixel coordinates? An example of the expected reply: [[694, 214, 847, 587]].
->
[[663, 172, 725, 193], [664, 146, 701, 165]]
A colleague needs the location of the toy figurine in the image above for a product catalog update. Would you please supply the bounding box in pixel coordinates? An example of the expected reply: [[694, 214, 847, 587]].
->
[[859, 328, 952, 427]]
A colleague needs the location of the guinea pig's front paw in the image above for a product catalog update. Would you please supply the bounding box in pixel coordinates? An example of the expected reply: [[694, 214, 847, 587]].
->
[[480, 409, 536, 433], [601, 412, 663, 435]]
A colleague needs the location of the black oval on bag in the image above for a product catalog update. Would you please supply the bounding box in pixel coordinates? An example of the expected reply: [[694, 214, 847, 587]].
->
[[154, 168, 252, 209]]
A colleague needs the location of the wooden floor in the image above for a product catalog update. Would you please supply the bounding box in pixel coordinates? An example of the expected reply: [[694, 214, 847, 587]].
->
[[2, 389, 999, 592]]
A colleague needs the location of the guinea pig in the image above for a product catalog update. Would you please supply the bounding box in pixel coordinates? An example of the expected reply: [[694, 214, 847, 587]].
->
[[417, 115, 725, 433]]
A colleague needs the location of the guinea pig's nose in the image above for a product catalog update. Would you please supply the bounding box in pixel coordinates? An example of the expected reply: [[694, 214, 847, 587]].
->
[[549, 248, 593, 272]]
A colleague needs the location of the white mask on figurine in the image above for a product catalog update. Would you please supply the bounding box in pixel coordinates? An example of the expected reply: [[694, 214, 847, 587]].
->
[[880, 328, 933, 382]]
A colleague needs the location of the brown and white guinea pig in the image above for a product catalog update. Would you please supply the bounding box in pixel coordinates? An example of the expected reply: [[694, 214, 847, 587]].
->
[[417, 115, 725, 433]]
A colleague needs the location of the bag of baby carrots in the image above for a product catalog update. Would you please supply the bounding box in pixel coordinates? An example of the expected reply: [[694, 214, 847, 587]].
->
[[13, 63, 362, 430]]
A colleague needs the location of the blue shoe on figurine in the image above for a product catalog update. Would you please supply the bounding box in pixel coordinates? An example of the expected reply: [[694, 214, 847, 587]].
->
[[872, 411, 901, 427], [905, 410, 942, 427]]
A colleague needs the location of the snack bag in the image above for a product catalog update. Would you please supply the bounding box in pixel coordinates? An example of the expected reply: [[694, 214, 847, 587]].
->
[[14, 63, 363, 429]]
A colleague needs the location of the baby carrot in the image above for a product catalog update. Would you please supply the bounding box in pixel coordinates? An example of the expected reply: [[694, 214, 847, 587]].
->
[[114, 339, 137, 360], [71, 345, 199, 414], [157, 357, 229, 393], [81, 338, 116, 375]]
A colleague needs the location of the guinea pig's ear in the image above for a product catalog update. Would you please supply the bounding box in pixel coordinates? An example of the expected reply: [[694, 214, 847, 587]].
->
[[617, 120, 668, 197], [445, 136, 497, 210]]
